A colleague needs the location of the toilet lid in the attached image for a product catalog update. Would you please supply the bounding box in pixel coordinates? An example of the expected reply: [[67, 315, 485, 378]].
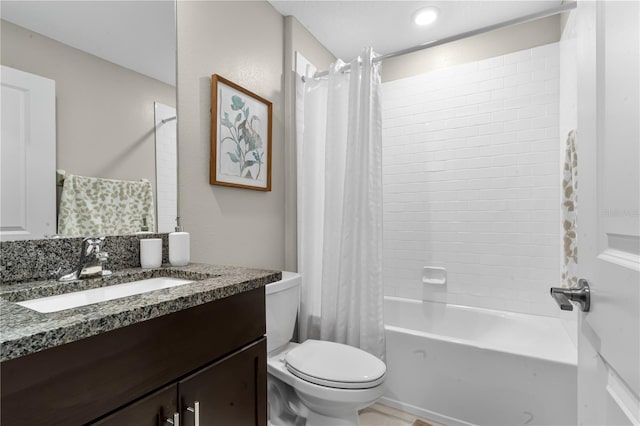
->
[[284, 340, 386, 389]]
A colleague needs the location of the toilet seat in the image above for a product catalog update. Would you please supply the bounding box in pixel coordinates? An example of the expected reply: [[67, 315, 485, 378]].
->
[[284, 340, 386, 389]]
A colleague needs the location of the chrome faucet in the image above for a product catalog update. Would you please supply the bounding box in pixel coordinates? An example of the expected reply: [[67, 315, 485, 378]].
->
[[59, 237, 112, 281]]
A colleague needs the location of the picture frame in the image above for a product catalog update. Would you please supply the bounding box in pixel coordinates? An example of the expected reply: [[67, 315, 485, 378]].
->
[[210, 74, 272, 191]]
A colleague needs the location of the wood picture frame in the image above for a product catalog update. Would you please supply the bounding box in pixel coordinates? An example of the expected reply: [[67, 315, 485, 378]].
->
[[210, 74, 272, 191]]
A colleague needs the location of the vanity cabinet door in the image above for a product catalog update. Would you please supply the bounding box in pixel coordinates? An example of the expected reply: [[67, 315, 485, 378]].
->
[[91, 383, 178, 426], [179, 337, 267, 426]]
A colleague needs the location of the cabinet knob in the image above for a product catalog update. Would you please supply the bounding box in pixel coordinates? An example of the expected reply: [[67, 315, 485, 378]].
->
[[165, 412, 180, 426], [186, 401, 200, 426]]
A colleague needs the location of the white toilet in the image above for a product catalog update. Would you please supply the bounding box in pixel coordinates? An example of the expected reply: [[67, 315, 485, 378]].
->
[[266, 272, 386, 426]]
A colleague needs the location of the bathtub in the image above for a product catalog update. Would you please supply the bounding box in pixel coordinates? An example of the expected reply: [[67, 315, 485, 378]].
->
[[381, 297, 577, 426]]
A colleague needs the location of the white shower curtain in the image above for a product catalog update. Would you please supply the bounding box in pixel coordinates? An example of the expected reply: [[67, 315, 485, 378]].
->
[[296, 48, 385, 360]]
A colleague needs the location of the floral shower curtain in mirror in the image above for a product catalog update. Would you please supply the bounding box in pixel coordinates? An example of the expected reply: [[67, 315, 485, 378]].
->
[[296, 47, 385, 360]]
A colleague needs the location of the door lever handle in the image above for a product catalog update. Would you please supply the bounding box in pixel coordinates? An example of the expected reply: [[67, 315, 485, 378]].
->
[[550, 279, 590, 312]]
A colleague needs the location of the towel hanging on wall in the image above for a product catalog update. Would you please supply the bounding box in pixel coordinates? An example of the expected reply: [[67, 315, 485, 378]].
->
[[562, 130, 578, 288], [58, 173, 155, 237]]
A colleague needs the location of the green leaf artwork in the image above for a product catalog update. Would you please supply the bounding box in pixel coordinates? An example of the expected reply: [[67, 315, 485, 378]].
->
[[220, 94, 264, 180]]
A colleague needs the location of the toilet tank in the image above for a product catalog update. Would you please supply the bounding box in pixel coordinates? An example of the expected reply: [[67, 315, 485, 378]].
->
[[265, 271, 301, 354]]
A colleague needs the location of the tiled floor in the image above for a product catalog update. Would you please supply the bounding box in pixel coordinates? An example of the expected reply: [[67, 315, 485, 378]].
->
[[359, 403, 446, 426]]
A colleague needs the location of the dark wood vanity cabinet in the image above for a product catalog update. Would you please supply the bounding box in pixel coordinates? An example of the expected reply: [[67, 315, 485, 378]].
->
[[178, 338, 266, 426], [94, 338, 266, 426], [92, 383, 178, 426], [1, 287, 267, 426]]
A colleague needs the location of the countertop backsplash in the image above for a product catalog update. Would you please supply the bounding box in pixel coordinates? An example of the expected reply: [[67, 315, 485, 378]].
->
[[0, 234, 169, 284]]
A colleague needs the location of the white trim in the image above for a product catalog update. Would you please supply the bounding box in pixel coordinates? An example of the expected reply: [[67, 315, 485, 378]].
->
[[606, 368, 640, 425], [598, 249, 640, 273]]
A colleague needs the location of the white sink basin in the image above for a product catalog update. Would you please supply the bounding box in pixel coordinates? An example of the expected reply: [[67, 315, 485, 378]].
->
[[16, 277, 194, 313]]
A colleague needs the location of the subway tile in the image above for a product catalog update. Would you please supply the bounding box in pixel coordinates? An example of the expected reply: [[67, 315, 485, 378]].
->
[[491, 109, 518, 122], [503, 119, 532, 133], [478, 55, 505, 70], [478, 78, 504, 92], [504, 72, 532, 88], [517, 81, 547, 97], [504, 95, 532, 109], [518, 104, 547, 119], [466, 91, 492, 105], [382, 42, 561, 318], [491, 87, 518, 101]]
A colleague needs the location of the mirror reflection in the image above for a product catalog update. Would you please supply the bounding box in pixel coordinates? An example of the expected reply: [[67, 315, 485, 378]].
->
[[0, 0, 177, 240]]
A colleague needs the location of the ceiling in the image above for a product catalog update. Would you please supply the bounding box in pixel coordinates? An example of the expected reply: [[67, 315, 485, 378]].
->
[[2, 1, 562, 85], [1, 1, 176, 86], [269, 0, 562, 61]]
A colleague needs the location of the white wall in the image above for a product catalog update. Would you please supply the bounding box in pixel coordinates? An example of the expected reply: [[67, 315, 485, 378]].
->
[[382, 43, 561, 317]]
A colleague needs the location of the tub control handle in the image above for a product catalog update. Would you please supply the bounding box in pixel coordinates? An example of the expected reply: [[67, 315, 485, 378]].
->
[[550, 279, 590, 312]]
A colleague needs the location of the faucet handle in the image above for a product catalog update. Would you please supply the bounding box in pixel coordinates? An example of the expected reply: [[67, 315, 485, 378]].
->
[[82, 236, 105, 255], [83, 236, 105, 243], [97, 251, 109, 261]]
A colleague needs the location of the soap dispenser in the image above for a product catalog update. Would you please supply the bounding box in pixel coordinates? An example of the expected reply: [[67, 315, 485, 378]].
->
[[169, 219, 190, 267], [136, 216, 152, 235]]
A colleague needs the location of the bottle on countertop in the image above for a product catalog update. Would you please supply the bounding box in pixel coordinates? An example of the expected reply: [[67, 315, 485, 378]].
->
[[136, 216, 152, 235], [169, 219, 190, 267]]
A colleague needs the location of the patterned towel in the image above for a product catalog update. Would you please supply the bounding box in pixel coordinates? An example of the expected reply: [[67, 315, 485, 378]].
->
[[58, 174, 155, 237], [562, 130, 578, 288]]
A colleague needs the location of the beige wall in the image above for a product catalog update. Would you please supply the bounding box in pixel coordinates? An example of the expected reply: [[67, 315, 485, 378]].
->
[[1, 20, 175, 190], [285, 16, 336, 75], [174, 4, 561, 271], [382, 15, 561, 82], [283, 16, 336, 271], [177, 1, 285, 270]]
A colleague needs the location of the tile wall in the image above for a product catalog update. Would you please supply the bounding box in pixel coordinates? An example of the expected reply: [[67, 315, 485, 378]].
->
[[381, 43, 561, 317]]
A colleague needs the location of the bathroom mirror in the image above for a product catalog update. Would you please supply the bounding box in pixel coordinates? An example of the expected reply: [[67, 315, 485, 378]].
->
[[0, 0, 177, 239]]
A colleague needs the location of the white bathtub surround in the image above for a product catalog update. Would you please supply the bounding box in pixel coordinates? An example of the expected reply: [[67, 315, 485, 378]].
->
[[297, 48, 386, 359], [381, 42, 561, 317], [382, 297, 577, 426], [422, 266, 446, 285]]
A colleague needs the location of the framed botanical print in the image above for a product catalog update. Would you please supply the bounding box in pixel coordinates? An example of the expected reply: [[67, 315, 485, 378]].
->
[[210, 74, 272, 191]]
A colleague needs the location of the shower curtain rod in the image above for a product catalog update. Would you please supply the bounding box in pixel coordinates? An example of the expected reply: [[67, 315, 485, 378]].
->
[[310, 2, 576, 79]]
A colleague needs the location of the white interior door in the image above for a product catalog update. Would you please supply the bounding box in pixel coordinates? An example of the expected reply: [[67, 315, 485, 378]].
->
[[1, 65, 56, 241], [576, 1, 640, 425]]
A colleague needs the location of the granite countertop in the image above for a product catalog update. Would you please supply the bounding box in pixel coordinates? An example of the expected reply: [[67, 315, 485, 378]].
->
[[0, 263, 281, 362]]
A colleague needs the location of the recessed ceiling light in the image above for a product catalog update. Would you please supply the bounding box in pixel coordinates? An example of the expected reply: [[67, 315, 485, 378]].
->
[[412, 7, 439, 26]]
